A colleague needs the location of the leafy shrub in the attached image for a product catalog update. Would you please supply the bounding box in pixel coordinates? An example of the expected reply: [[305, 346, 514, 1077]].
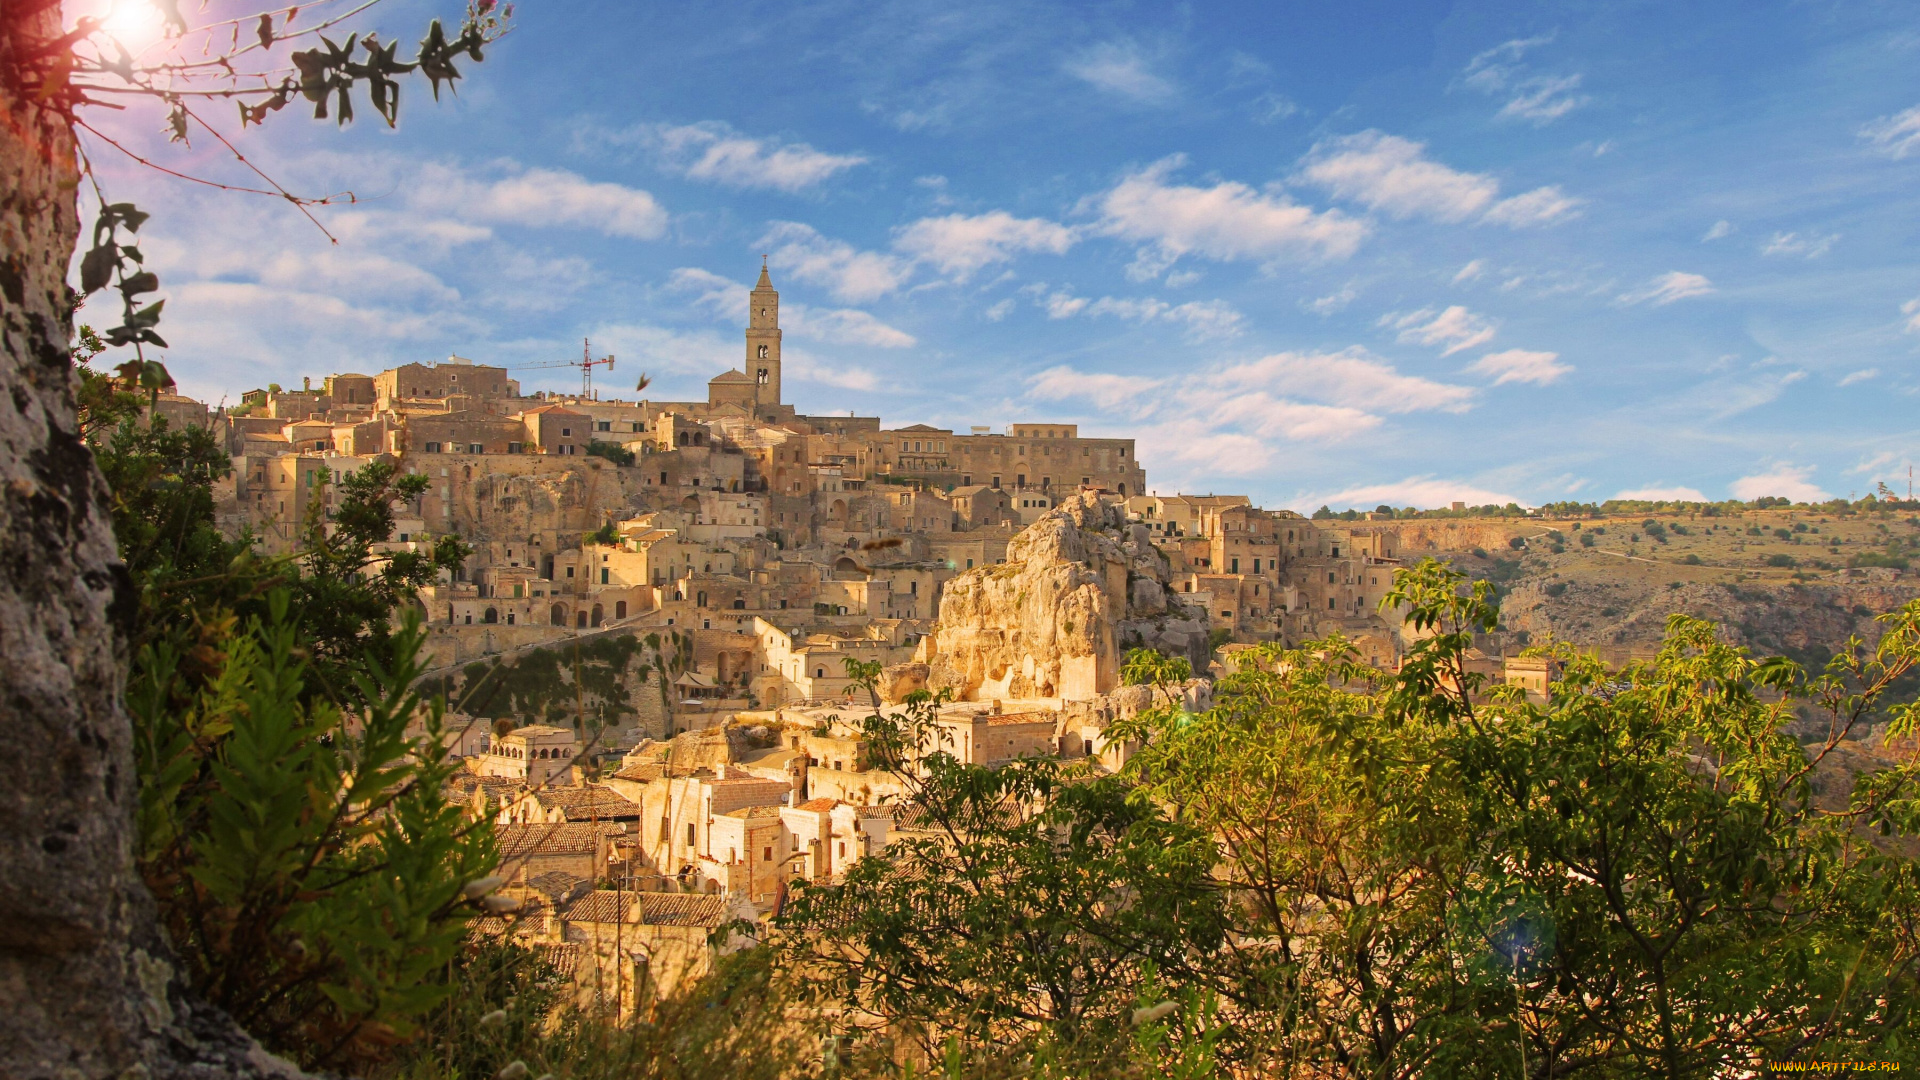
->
[[132, 597, 495, 1067], [585, 439, 636, 466], [1852, 552, 1910, 570], [1508, 536, 1527, 549], [1682, 554, 1703, 565], [1545, 582, 1569, 598], [1766, 553, 1798, 568], [1579, 532, 1596, 548]]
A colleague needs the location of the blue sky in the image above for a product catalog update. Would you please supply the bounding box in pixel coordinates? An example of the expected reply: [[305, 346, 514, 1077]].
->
[[76, 0, 1920, 510]]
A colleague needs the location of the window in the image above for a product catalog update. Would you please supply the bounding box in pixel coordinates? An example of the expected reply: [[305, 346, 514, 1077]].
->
[[687, 822, 696, 846], [507, 442, 521, 454], [597, 421, 611, 431], [424, 442, 442, 453], [566, 567, 574, 578], [601, 568, 609, 584], [469, 443, 482, 454], [561, 427, 571, 437]]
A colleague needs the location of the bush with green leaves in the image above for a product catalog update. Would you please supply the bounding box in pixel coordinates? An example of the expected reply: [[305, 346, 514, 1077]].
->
[[79, 346, 489, 1069], [775, 660, 1228, 1071], [132, 595, 495, 1067], [1109, 557, 1920, 1076]]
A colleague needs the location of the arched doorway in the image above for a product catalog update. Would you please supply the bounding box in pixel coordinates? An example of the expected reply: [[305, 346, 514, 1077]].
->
[[483, 608, 498, 624], [576, 611, 587, 628], [590, 604, 603, 627], [550, 603, 566, 626], [615, 600, 627, 619]]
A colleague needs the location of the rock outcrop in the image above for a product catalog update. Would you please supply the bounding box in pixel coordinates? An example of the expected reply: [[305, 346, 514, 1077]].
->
[[928, 495, 1209, 701]]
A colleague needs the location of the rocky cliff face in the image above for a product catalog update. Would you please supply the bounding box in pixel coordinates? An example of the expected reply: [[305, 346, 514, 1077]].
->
[[928, 495, 1209, 701]]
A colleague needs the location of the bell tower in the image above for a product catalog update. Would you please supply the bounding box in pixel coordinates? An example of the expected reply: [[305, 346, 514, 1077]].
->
[[747, 257, 782, 409]]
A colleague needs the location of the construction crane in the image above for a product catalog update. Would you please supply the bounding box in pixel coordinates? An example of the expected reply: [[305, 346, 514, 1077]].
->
[[513, 338, 615, 399]]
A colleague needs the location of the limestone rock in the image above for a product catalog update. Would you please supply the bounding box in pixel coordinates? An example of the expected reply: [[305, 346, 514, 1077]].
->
[[877, 662, 930, 703], [927, 494, 1209, 701]]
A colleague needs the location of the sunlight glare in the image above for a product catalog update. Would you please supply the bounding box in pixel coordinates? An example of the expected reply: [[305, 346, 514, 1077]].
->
[[100, 0, 166, 52]]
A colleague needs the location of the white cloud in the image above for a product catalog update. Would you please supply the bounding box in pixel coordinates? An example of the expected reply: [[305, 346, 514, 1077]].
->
[[983, 298, 1016, 321], [1463, 34, 1557, 88], [1063, 40, 1176, 103], [1249, 92, 1301, 123], [665, 266, 743, 318], [1300, 132, 1495, 221], [1481, 185, 1584, 226], [1452, 259, 1487, 284], [1614, 485, 1708, 502], [1861, 105, 1920, 159], [1043, 291, 1089, 318], [1761, 231, 1839, 258], [1040, 291, 1246, 341], [1703, 220, 1734, 241], [665, 266, 914, 347], [1849, 451, 1899, 477], [1297, 132, 1581, 226], [784, 351, 880, 391], [1024, 346, 1473, 485], [1164, 269, 1203, 287], [585, 322, 742, 379], [892, 211, 1077, 278], [1903, 297, 1920, 334], [1305, 282, 1358, 315], [1470, 348, 1570, 385], [1385, 305, 1499, 356], [1216, 348, 1477, 414], [1839, 368, 1879, 386], [1617, 271, 1714, 306], [1193, 393, 1381, 442], [1706, 370, 1805, 420], [646, 122, 866, 192], [785, 307, 916, 348], [1028, 365, 1164, 410], [418, 163, 669, 239], [1497, 74, 1589, 124], [1094, 156, 1369, 274], [1309, 476, 1523, 512], [1730, 464, 1829, 503], [1462, 34, 1587, 125], [760, 222, 913, 302]]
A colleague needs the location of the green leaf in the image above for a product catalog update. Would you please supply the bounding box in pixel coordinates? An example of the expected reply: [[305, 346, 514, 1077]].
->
[[79, 243, 117, 294]]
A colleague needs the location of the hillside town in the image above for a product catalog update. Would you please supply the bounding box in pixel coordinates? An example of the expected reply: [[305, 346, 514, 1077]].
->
[[147, 264, 1802, 1014]]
